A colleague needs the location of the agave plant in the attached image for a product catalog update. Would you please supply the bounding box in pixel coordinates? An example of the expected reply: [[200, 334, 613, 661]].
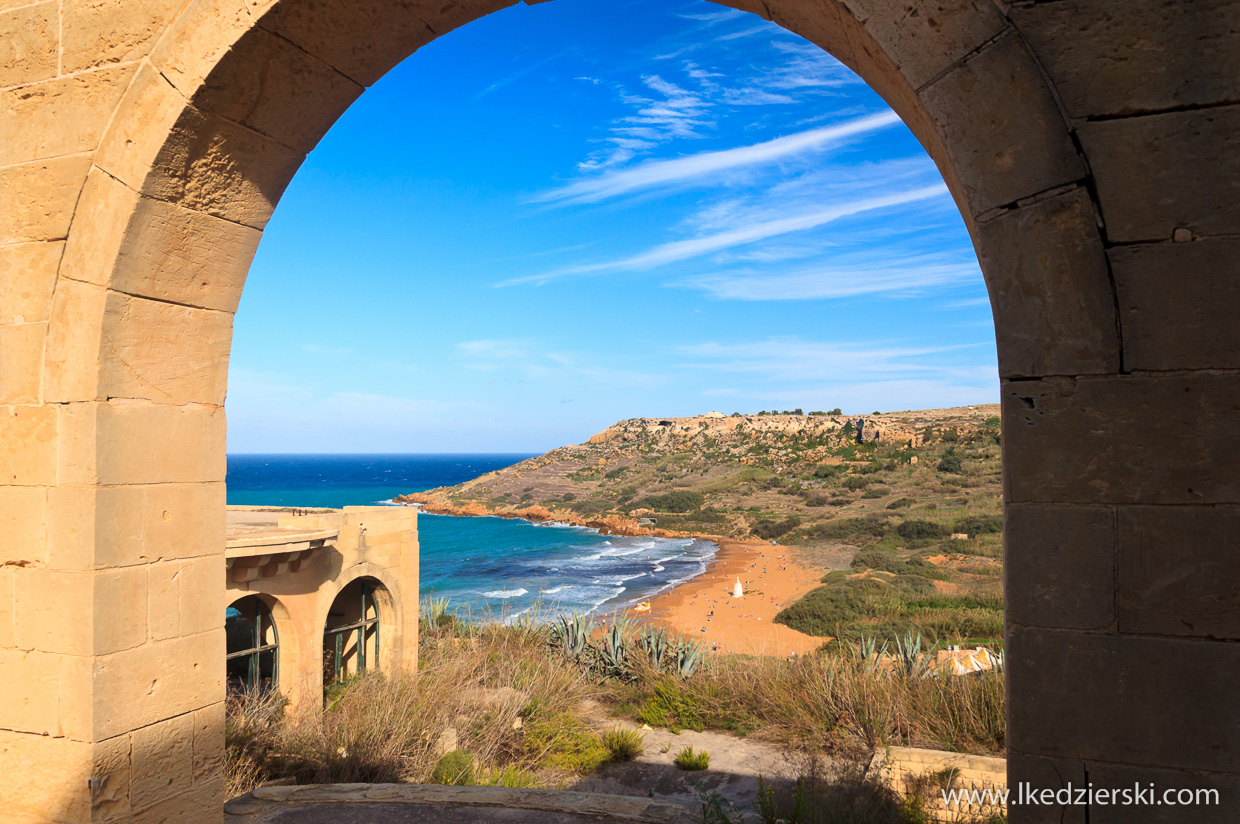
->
[[550, 612, 594, 660], [893, 631, 935, 678], [675, 637, 706, 678], [638, 626, 669, 672], [851, 634, 888, 675], [597, 616, 634, 677], [421, 595, 451, 626]]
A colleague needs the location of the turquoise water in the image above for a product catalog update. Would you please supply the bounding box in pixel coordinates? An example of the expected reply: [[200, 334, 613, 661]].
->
[[227, 454, 716, 619]]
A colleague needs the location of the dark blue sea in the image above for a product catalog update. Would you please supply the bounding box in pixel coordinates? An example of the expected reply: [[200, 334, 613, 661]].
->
[[226, 454, 716, 621]]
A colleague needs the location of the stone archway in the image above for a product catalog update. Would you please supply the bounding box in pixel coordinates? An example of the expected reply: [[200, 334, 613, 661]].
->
[[2, 1, 1238, 822]]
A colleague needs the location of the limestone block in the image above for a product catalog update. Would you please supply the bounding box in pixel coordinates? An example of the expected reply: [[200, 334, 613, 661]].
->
[[976, 186, 1119, 378], [0, 156, 93, 245], [400, 0, 518, 42], [61, 0, 183, 73], [1084, 760, 1240, 824], [131, 774, 224, 824], [1117, 506, 1240, 640], [179, 555, 224, 636], [0, 404, 56, 485], [1008, 627, 1240, 773], [1002, 374, 1240, 505], [0, 731, 93, 822], [144, 481, 227, 562], [89, 630, 224, 740], [192, 701, 225, 783], [920, 33, 1085, 216], [96, 291, 233, 406], [92, 63, 191, 193], [0, 486, 46, 567], [42, 277, 106, 402], [1111, 238, 1240, 371], [0, 241, 62, 324], [837, 0, 1008, 91], [91, 731, 134, 822], [132, 713, 195, 811], [1011, 0, 1240, 120], [257, 0, 436, 87], [149, 0, 279, 100], [14, 567, 147, 655], [0, 3, 58, 89], [0, 65, 138, 166], [1077, 105, 1240, 243], [1003, 751, 1086, 824], [103, 194, 260, 313], [58, 165, 138, 290], [0, 322, 46, 403], [48, 485, 141, 570], [57, 400, 226, 486], [0, 567, 13, 647], [142, 103, 306, 229], [195, 24, 363, 153], [48, 481, 223, 571], [0, 647, 64, 734], [148, 561, 181, 642], [1005, 504, 1114, 631]]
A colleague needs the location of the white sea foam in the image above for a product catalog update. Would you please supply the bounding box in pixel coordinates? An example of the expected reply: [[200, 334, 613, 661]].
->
[[482, 588, 528, 599], [543, 585, 573, 595]]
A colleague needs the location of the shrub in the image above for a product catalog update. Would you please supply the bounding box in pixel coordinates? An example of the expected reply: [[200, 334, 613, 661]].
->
[[937, 453, 964, 474], [813, 464, 839, 479], [861, 488, 886, 499], [752, 517, 801, 540], [674, 745, 711, 771], [601, 726, 645, 761], [896, 520, 949, 540], [953, 515, 1003, 535], [843, 476, 870, 491], [635, 490, 705, 513], [522, 712, 609, 774], [431, 750, 475, 785], [885, 497, 914, 510]]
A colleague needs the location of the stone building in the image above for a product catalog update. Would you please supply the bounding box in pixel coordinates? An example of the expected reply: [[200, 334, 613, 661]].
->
[[1, 1, 1238, 823], [224, 506, 419, 709]]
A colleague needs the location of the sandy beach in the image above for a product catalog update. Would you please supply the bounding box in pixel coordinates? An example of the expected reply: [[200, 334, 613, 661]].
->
[[645, 538, 827, 657]]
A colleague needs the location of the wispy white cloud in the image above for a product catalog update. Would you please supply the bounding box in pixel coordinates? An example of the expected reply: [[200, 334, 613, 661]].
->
[[535, 111, 900, 205], [455, 340, 666, 388], [505, 183, 947, 285], [675, 257, 980, 301], [677, 338, 974, 383]]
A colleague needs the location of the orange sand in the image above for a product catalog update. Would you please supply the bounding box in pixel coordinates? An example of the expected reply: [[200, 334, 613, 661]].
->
[[646, 539, 826, 657]]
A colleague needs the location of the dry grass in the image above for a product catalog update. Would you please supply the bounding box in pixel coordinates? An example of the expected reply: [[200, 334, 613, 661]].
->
[[608, 649, 1004, 756], [226, 618, 1004, 800], [226, 620, 601, 792]]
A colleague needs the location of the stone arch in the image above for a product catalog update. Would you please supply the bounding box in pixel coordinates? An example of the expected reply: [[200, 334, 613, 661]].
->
[[225, 591, 290, 692], [321, 574, 395, 685], [4, 2, 1239, 822], [316, 563, 404, 678]]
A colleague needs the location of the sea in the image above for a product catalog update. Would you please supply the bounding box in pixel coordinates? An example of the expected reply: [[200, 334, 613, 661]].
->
[[226, 454, 717, 622]]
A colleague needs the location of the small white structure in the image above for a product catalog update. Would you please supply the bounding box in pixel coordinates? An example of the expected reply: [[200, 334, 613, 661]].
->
[[733, 578, 744, 598]]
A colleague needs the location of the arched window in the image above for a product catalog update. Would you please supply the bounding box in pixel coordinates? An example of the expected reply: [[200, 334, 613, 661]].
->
[[226, 596, 278, 692], [324, 579, 381, 685]]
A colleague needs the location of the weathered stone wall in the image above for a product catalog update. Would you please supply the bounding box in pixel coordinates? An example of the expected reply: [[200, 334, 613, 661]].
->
[[1, 1, 1237, 822]]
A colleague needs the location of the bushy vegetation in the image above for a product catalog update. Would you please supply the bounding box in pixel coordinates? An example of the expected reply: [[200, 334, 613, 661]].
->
[[601, 726, 645, 761], [674, 744, 711, 770], [226, 615, 1006, 799], [633, 489, 705, 512]]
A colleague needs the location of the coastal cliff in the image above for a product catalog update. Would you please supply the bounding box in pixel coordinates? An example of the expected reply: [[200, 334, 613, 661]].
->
[[396, 404, 1002, 543]]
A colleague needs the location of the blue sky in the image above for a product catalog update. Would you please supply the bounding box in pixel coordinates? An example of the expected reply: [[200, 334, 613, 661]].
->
[[226, 0, 998, 454]]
